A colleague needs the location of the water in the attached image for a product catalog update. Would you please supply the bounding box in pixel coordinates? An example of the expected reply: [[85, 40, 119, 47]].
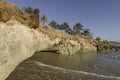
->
[[7, 51, 120, 80]]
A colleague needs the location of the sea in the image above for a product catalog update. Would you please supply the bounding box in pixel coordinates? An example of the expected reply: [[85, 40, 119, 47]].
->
[[7, 51, 120, 80]]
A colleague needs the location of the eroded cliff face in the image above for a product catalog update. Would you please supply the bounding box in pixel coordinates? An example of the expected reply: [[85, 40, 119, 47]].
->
[[0, 20, 97, 80], [0, 20, 53, 80], [51, 37, 97, 55], [37, 25, 97, 55]]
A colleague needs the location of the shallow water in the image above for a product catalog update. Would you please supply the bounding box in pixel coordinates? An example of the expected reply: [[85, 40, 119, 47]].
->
[[7, 51, 120, 80]]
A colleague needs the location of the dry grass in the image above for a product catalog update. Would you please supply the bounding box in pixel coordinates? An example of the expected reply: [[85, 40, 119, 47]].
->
[[38, 24, 68, 40], [38, 23, 88, 41], [0, 2, 19, 22]]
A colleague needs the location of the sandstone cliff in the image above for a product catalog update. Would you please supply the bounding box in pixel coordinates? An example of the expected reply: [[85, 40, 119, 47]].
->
[[0, 1, 109, 80], [0, 19, 54, 80], [38, 25, 97, 55]]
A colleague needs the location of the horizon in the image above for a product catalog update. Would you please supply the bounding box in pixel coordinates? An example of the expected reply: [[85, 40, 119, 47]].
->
[[4, 0, 120, 42]]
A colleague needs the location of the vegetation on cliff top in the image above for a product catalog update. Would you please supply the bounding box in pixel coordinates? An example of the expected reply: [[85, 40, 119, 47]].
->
[[49, 20, 92, 37], [23, 6, 92, 37]]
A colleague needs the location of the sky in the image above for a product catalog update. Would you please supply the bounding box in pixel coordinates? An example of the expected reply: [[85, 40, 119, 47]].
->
[[4, 0, 120, 42]]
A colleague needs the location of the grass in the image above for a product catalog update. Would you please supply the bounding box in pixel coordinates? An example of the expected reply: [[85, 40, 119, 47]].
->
[[0, 2, 19, 22]]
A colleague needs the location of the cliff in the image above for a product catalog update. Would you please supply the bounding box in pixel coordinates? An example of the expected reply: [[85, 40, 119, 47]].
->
[[0, 19, 54, 80], [38, 25, 97, 54], [0, 1, 110, 80], [0, 20, 97, 80]]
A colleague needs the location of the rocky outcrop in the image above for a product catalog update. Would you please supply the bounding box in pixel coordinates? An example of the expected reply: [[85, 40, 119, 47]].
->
[[0, 20, 97, 80], [37, 25, 97, 55], [31, 8, 40, 29], [96, 41, 111, 52], [0, 20, 53, 80], [51, 37, 97, 55], [0, 2, 50, 78]]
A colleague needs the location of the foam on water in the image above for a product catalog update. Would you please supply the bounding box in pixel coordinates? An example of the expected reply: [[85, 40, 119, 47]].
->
[[34, 61, 120, 80]]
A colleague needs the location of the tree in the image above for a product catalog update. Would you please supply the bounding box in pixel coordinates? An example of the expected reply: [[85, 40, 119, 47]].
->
[[83, 29, 91, 36], [65, 27, 73, 34], [49, 20, 59, 29], [73, 23, 83, 35], [41, 15, 48, 25], [23, 7, 33, 13], [59, 22, 69, 30], [96, 37, 101, 41]]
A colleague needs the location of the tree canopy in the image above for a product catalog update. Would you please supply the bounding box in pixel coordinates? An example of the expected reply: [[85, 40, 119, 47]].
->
[[73, 23, 83, 35], [59, 22, 69, 30], [83, 29, 91, 36], [49, 20, 59, 29], [23, 7, 33, 13], [41, 15, 48, 25], [49, 20, 93, 36]]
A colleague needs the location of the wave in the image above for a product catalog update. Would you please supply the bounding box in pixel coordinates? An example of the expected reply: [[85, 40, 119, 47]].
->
[[34, 61, 120, 80]]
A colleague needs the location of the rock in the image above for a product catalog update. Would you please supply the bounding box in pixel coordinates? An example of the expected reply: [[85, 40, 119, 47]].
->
[[96, 40, 112, 52], [88, 64, 98, 69], [31, 8, 40, 29], [0, 20, 53, 80], [51, 37, 97, 55]]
